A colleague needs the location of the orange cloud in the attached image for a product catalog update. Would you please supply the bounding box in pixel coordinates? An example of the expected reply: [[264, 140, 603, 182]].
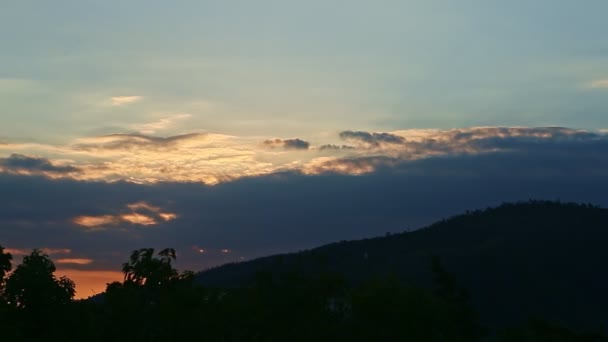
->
[[120, 213, 157, 226], [159, 213, 178, 221], [56, 258, 94, 265], [4, 248, 29, 256], [41, 248, 72, 255], [73, 202, 177, 229], [5, 248, 72, 256], [73, 215, 119, 228]]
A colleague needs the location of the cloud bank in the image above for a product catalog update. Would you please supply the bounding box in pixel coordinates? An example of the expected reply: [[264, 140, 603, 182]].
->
[[2, 126, 604, 185]]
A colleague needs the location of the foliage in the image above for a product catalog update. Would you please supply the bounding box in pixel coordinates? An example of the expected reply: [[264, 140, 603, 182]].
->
[[0, 245, 11, 297], [4, 249, 75, 310], [0, 248, 75, 339]]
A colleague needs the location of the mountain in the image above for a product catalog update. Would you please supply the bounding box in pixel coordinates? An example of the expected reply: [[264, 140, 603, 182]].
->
[[196, 200, 608, 330]]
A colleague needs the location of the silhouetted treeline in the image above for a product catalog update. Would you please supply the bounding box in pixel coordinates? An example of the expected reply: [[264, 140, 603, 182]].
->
[[1, 201, 608, 341]]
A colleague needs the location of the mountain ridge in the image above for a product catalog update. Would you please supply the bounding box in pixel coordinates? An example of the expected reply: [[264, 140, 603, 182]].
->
[[196, 200, 608, 329]]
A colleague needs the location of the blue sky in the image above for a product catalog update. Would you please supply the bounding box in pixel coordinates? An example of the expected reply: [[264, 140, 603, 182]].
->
[[1, 0, 607, 143], [1, 1, 608, 297]]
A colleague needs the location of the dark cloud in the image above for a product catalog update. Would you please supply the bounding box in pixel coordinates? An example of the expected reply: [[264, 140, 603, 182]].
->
[[318, 144, 356, 151], [339, 130, 405, 146], [0, 154, 80, 175], [334, 127, 607, 160], [263, 138, 310, 150], [306, 156, 397, 175], [449, 126, 600, 142], [74, 133, 205, 151]]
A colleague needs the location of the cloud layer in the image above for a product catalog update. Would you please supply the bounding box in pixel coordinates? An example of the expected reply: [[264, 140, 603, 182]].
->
[[2, 126, 604, 185]]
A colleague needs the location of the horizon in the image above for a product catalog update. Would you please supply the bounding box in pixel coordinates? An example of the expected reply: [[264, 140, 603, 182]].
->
[[2, 1, 608, 298]]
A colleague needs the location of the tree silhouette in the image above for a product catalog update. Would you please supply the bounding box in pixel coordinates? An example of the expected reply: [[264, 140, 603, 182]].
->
[[1, 249, 75, 339], [121, 248, 178, 287], [0, 245, 12, 293], [4, 249, 75, 310]]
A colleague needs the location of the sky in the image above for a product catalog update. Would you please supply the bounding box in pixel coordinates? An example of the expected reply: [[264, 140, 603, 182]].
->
[[1, 1, 608, 298]]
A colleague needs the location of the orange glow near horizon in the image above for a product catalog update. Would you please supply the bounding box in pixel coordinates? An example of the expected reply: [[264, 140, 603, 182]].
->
[[56, 269, 124, 299]]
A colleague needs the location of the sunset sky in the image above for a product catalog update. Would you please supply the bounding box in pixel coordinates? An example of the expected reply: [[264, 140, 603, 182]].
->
[[2, 1, 608, 297]]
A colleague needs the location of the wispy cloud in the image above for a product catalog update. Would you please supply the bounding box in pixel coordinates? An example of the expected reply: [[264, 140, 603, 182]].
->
[[73, 215, 119, 228], [56, 258, 94, 265], [110, 95, 142, 106], [74, 133, 205, 152], [5, 248, 72, 256], [132, 113, 192, 134], [588, 80, 608, 89]]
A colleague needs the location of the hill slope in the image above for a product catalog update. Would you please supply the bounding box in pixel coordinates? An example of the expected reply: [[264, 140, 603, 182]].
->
[[196, 201, 608, 329]]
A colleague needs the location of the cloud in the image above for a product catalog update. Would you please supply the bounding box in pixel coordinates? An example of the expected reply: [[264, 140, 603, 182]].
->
[[1, 126, 606, 186], [588, 80, 608, 88], [1, 129, 608, 293], [56, 258, 94, 265], [5, 248, 72, 256], [132, 113, 192, 134], [120, 213, 157, 226], [72, 201, 178, 230], [73, 215, 119, 228], [318, 144, 356, 151], [339, 130, 405, 146], [110, 95, 142, 106], [2, 125, 608, 296], [311, 127, 607, 175], [0, 154, 80, 176], [74, 133, 205, 152], [303, 156, 397, 175], [263, 138, 310, 150]]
